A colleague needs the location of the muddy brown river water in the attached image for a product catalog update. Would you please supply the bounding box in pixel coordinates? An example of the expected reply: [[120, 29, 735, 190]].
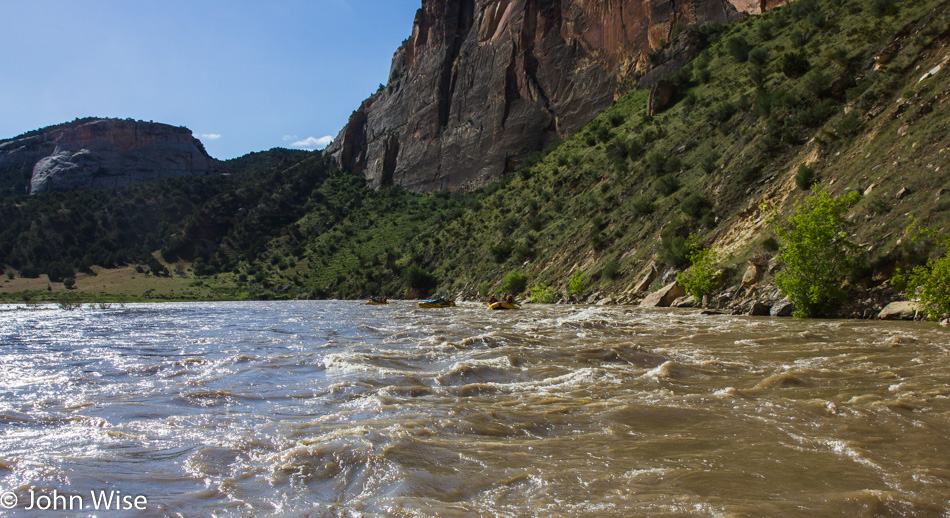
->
[[0, 301, 948, 517]]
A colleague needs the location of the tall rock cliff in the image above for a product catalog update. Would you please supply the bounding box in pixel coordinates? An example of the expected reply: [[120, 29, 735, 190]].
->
[[328, 0, 783, 192], [0, 118, 222, 195]]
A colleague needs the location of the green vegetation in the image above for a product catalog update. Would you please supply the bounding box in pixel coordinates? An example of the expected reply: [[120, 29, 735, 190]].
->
[[775, 188, 862, 317], [893, 227, 950, 320], [529, 283, 556, 304], [568, 271, 588, 297], [677, 235, 720, 303], [501, 271, 528, 295]]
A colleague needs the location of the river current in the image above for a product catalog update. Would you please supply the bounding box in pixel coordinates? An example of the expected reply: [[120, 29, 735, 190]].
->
[[0, 301, 948, 517]]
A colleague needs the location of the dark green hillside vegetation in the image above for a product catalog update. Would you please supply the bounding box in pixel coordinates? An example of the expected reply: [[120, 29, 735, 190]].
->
[[0, 149, 313, 283], [3, 0, 950, 314]]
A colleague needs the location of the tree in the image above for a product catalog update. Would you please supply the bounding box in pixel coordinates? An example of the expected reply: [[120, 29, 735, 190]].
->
[[501, 271, 528, 294], [529, 283, 556, 303], [677, 235, 719, 303], [893, 226, 950, 320], [775, 187, 861, 317], [568, 270, 588, 297]]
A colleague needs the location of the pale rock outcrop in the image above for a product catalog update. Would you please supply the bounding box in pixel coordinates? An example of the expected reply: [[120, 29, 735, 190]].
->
[[878, 301, 921, 320], [640, 281, 686, 307]]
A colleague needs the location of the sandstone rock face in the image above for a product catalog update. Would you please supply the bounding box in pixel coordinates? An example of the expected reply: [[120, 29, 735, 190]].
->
[[328, 0, 783, 192], [724, 0, 788, 15], [0, 118, 222, 194]]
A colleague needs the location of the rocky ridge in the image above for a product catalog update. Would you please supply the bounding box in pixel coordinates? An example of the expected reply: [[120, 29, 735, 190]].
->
[[0, 118, 222, 194], [328, 0, 787, 192]]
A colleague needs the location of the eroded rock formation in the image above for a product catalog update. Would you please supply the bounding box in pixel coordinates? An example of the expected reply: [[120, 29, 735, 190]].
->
[[329, 0, 782, 192], [0, 118, 222, 194]]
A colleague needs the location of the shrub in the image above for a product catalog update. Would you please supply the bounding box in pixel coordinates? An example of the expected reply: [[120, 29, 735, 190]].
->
[[529, 283, 556, 304], [748, 47, 769, 67], [568, 270, 588, 296], [781, 52, 811, 78], [501, 271, 528, 294], [608, 112, 625, 127], [602, 258, 621, 280], [795, 164, 817, 190], [63, 276, 76, 290], [726, 35, 751, 62], [677, 235, 720, 302], [893, 225, 950, 320], [775, 187, 862, 317], [681, 193, 713, 219], [653, 175, 682, 197], [404, 266, 438, 295], [836, 111, 863, 140], [490, 241, 514, 263], [870, 0, 898, 17], [632, 197, 656, 217], [659, 219, 692, 268]]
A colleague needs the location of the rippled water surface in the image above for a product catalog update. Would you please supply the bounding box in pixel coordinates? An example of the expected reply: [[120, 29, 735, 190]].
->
[[1, 301, 949, 517]]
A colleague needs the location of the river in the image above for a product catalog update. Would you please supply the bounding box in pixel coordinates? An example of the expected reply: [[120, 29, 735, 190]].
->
[[0, 301, 948, 517]]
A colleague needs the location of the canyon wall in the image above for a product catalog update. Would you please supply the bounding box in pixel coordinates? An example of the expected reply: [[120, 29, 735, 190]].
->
[[328, 0, 782, 191]]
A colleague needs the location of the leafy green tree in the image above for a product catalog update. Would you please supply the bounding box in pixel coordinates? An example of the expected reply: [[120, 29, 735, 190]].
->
[[529, 283, 556, 303], [501, 271, 528, 294], [893, 226, 950, 320], [568, 270, 588, 296], [775, 187, 861, 317], [677, 235, 719, 303]]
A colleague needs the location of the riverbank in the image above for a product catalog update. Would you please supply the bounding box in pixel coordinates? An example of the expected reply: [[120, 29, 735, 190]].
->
[[2, 264, 942, 324]]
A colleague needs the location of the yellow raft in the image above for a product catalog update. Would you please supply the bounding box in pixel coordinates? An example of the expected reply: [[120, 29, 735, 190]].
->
[[488, 302, 519, 310], [365, 301, 389, 305], [418, 300, 456, 308]]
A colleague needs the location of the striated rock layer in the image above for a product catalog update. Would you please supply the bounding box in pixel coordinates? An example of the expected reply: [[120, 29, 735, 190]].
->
[[0, 118, 222, 194], [329, 0, 782, 192]]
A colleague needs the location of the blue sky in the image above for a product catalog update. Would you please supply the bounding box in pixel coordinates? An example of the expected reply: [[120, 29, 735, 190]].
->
[[0, 0, 420, 159]]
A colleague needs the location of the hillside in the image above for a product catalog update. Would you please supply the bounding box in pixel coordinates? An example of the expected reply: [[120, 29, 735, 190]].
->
[[2, 0, 949, 317], [256, 0, 950, 310]]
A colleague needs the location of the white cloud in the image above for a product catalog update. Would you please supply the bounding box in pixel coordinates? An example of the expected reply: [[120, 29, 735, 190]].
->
[[199, 133, 222, 140], [282, 134, 297, 142], [292, 135, 333, 150]]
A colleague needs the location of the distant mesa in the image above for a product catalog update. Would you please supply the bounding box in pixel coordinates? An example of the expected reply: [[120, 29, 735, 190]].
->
[[0, 118, 224, 195]]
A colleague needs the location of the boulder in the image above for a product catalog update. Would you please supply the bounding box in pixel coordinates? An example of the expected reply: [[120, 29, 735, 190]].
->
[[647, 80, 676, 117], [878, 301, 921, 320], [770, 301, 796, 317], [742, 263, 763, 288], [672, 295, 698, 308], [634, 264, 658, 294], [748, 302, 771, 316], [640, 282, 686, 308]]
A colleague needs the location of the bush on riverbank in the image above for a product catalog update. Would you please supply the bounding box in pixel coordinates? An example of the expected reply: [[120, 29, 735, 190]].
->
[[775, 187, 862, 317], [894, 229, 950, 320]]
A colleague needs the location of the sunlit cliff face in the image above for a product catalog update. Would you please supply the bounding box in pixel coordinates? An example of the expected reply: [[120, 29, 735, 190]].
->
[[328, 0, 785, 192]]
